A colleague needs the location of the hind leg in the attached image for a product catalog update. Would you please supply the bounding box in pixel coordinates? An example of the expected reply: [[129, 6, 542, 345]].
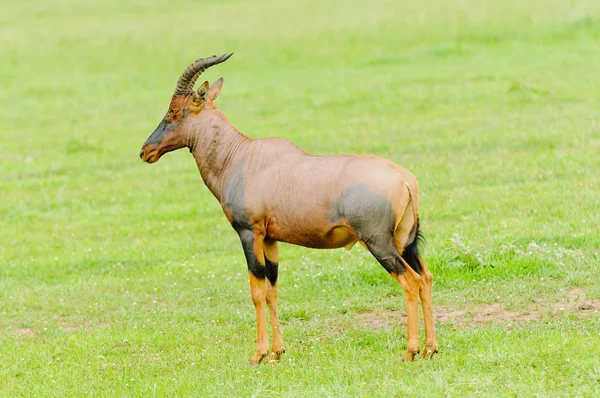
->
[[340, 184, 422, 360], [366, 241, 422, 361], [417, 256, 438, 358], [393, 264, 422, 361]]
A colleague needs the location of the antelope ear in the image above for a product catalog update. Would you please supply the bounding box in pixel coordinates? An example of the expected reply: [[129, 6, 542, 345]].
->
[[208, 77, 224, 101], [193, 81, 210, 104]]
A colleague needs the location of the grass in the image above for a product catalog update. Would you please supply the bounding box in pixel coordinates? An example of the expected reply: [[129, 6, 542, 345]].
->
[[2, 0, 600, 396]]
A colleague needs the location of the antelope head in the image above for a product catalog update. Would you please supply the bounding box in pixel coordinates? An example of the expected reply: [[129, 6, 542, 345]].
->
[[139, 53, 233, 163]]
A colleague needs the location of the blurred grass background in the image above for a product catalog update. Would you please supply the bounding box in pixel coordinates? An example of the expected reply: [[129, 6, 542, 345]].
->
[[1, 0, 599, 396]]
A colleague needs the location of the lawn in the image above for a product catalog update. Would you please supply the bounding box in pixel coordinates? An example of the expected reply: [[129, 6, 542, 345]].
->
[[1, 0, 599, 396]]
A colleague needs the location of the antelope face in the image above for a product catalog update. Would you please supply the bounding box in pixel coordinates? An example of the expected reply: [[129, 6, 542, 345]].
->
[[139, 53, 232, 164], [139, 95, 193, 164]]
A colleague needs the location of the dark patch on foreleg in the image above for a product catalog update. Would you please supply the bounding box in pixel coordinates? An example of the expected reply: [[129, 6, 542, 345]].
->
[[263, 239, 285, 360], [237, 228, 270, 364], [265, 258, 278, 286], [238, 229, 266, 279]]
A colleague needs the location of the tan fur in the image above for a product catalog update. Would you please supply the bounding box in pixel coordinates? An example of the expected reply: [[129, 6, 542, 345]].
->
[[248, 272, 269, 364], [141, 69, 438, 363]]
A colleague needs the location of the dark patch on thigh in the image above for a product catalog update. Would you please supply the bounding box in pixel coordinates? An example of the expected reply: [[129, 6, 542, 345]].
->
[[329, 183, 395, 245], [368, 225, 424, 276], [401, 224, 424, 275], [359, 226, 405, 275]]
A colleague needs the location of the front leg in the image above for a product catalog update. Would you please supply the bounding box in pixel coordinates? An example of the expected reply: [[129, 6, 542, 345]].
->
[[264, 240, 285, 361], [238, 229, 269, 365]]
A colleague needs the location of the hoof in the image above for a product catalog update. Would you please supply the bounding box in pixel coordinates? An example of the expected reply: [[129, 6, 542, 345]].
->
[[249, 352, 268, 365], [404, 349, 420, 362], [269, 347, 286, 362], [422, 345, 438, 359]]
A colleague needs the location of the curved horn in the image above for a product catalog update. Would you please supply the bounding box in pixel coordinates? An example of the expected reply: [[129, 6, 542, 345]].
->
[[173, 53, 234, 96]]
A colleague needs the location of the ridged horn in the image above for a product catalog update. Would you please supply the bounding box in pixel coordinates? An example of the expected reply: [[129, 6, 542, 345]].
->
[[173, 53, 234, 96]]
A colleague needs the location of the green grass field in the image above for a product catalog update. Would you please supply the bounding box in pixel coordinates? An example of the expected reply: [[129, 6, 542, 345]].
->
[[2, 0, 600, 396]]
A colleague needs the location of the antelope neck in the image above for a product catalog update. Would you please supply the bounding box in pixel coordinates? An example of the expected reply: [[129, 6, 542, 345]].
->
[[188, 109, 252, 201]]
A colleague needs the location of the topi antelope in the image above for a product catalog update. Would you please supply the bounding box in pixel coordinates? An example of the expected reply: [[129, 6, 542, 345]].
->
[[139, 53, 438, 364]]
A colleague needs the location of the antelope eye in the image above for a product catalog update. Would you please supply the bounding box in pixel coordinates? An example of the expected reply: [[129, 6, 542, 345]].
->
[[165, 109, 179, 124]]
